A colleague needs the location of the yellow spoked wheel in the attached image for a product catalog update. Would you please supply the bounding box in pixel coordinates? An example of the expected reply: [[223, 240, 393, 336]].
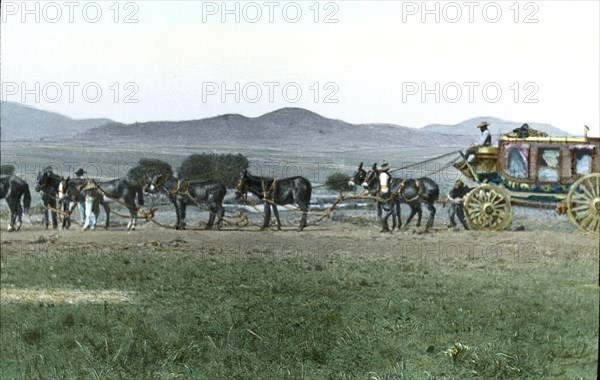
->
[[566, 173, 600, 235], [463, 184, 512, 231]]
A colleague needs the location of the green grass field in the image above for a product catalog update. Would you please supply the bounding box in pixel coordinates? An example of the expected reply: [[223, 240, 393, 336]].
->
[[1, 141, 598, 379], [1, 237, 597, 379]]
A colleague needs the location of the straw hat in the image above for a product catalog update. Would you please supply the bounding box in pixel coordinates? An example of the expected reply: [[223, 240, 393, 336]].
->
[[476, 121, 489, 129]]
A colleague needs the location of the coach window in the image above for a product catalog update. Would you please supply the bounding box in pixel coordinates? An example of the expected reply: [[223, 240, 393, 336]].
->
[[506, 145, 528, 178], [538, 148, 560, 181], [572, 147, 593, 176]]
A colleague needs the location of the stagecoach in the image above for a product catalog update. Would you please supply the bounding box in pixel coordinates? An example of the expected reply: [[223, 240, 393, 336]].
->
[[453, 132, 600, 233]]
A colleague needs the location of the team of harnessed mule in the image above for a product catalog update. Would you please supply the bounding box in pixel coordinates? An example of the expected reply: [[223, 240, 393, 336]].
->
[[2, 152, 463, 232]]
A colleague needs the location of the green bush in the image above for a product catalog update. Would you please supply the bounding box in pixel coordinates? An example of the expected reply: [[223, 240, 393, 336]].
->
[[127, 158, 173, 186], [1, 164, 15, 176], [325, 172, 353, 192], [178, 153, 249, 187]]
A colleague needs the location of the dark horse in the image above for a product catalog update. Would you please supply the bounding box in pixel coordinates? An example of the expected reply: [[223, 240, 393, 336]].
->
[[57, 177, 91, 228], [363, 164, 440, 231], [59, 177, 144, 230], [235, 170, 311, 231], [349, 162, 403, 230], [0, 175, 31, 231], [145, 174, 226, 230], [35, 171, 62, 229]]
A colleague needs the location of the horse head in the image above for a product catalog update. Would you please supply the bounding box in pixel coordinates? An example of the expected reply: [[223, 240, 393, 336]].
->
[[348, 162, 366, 188], [58, 176, 84, 203], [145, 174, 165, 194], [35, 171, 49, 192], [57, 177, 69, 201], [363, 164, 380, 190]]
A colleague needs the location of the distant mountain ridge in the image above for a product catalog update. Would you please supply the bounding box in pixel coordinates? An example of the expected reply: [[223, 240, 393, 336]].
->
[[1, 103, 573, 148], [76, 108, 474, 148], [0, 101, 112, 141], [422, 116, 571, 137]]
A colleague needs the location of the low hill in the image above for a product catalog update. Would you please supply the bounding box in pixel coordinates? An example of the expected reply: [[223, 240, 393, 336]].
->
[[0, 101, 112, 141], [76, 108, 473, 148]]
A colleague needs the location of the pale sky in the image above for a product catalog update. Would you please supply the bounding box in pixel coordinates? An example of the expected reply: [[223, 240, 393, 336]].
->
[[1, 0, 598, 136]]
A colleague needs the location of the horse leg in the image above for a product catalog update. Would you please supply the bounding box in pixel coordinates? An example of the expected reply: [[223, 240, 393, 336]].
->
[[45, 207, 51, 229], [298, 202, 309, 231], [66, 201, 75, 229], [126, 198, 137, 231], [260, 202, 271, 230], [102, 202, 111, 229], [416, 203, 423, 227], [6, 198, 23, 232], [170, 198, 181, 229], [205, 203, 215, 230], [41, 199, 49, 229], [272, 205, 282, 230], [61, 202, 68, 229], [14, 201, 23, 231], [50, 199, 58, 229], [215, 204, 225, 230], [404, 202, 418, 228], [7, 198, 18, 231], [180, 203, 187, 230], [394, 200, 402, 230], [205, 212, 215, 230], [424, 201, 436, 229], [380, 202, 392, 233], [52, 210, 58, 229]]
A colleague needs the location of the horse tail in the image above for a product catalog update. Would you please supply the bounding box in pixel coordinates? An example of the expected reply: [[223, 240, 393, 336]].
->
[[137, 186, 144, 206], [23, 183, 32, 213]]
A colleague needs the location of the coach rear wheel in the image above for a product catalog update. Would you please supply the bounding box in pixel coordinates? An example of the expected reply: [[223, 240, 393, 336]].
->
[[463, 184, 512, 231], [566, 173, 600, 234]]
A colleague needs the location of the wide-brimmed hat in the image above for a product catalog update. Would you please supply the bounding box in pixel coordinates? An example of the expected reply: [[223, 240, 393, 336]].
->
[[476, 121, 489, 129], [75, 168, 86, 176], [378, 162, 390, 172]]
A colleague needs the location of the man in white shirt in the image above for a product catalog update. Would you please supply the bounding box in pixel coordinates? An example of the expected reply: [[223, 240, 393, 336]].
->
[[466, 121, 492, 163], [378, 162, 391, 196]]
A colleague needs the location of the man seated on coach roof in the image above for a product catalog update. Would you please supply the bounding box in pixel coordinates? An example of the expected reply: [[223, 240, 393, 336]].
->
[[465, 121, 492, 163]]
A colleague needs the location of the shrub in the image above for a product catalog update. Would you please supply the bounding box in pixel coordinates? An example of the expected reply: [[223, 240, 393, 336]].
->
[[178, 153, 249, 187], [325, 172, 353, 192], [127, 158, 173, 186], [1, 164, 15, 176]]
